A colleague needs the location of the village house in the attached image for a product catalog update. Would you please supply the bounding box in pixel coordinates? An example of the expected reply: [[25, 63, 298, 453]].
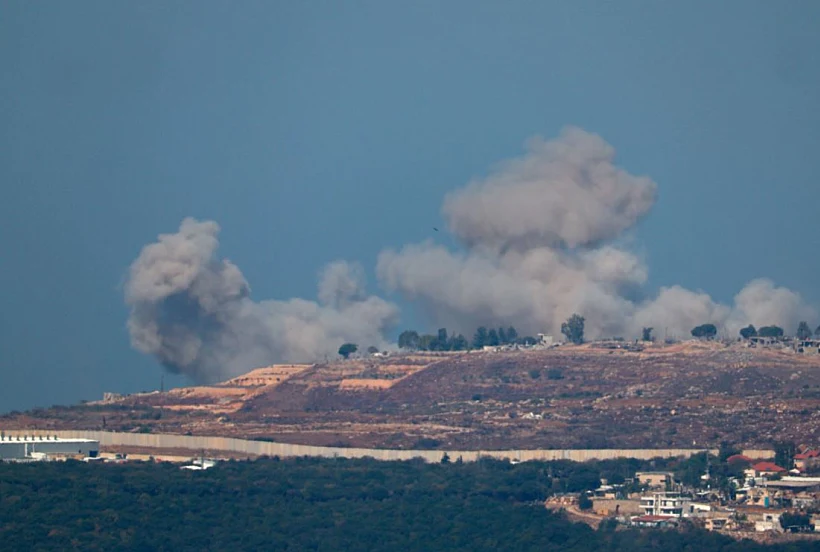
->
[[640, 491, 691, 517], [794, 449, 820, 472], [635, 471, 674, 489], [704, 517, 733, 531], [795, 339, 820, 355], [591, 483, 617, 499], [748, 336, 782, 348], [763, 477, 820, 509], [735, 485, 775, 507], [592, 498, 642, 517], [747, 462, 786, 479], [735, 506, 786, 533]]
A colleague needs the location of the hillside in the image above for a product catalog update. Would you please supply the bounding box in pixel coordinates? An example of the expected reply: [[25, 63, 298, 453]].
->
[[5, 341, 820, 451]]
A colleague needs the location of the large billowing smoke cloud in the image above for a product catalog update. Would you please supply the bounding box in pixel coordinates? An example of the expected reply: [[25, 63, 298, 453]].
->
[[125, 218, 398, 382], [126, 127, 815, 380], [377, 126, 815, 340]]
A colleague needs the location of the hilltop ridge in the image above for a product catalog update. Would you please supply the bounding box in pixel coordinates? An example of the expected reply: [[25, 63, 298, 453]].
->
[[4, 341, 820, 451]]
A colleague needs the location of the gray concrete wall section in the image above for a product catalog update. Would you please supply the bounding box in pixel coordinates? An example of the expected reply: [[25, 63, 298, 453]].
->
[[3, 430, 718, 462], [0, 442, 26, 459]]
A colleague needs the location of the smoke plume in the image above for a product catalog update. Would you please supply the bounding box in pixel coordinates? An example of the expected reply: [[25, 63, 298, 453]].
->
[[125, 127, 815, 380], [125, 218, 398, 382], [377, 126, 815, 340]]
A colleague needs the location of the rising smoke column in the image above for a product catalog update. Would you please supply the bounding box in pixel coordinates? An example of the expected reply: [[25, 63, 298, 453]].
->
[[125, 218, 398, 382], [377, 126, 815, 339]]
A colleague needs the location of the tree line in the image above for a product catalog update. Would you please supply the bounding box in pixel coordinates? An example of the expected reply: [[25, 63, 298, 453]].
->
[[397, 326, 525, 352], [338, 316, 819, 358], [691, 321, 820, 341], [338, 314, 591, 358]]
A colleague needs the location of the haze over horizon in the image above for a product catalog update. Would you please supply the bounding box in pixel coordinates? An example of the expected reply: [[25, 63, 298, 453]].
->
[[2, 2, 819, 409]]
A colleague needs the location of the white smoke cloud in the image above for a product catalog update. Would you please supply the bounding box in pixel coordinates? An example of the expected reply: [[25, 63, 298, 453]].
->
[[378, 126, 815, 340], [125, 218, 398, 382]]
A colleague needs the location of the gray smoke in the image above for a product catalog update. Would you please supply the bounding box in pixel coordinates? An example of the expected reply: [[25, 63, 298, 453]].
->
[[125, 218, 398, 382], [378, 126, 815, 340], [126, 127, 815, 380]]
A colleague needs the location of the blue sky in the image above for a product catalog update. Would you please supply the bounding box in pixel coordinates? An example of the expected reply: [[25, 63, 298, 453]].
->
[[1, 1, 819, 411]]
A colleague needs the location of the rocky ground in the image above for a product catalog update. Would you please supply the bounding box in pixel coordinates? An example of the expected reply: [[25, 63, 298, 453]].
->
[[4, 341, 820, 451]]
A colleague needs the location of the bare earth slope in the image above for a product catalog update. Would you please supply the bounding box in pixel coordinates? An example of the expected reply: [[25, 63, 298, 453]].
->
[[4, 342, 820, 451]]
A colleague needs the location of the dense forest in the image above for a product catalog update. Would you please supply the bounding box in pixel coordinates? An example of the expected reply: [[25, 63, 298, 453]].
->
[[0, 456, 816, 552]]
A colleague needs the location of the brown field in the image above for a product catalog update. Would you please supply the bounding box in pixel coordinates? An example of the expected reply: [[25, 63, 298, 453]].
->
[[339, 379, 395, 390]]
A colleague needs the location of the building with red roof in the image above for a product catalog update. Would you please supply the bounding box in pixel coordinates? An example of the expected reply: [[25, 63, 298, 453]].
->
[[726, 454, 753, 465], [794, 449, 820, 472], [751, 462, 786, 477]]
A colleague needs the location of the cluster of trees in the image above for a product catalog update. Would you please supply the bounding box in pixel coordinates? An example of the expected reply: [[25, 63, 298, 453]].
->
[[561, 314, 585, 344], [397, 328, 471, 351], [395, 313, 589, 353], [689, 321, 820, 341], [471, 326, 525, 348], [397, 326, 535, 351], [740, 322, 820, 340], [0, 456, 805, 551], [797, 321, 820, 340], [738, 325, 785, 339], [691, 324, 718, 339]]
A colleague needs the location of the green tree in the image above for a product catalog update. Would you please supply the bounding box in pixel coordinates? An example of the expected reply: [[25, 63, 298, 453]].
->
[[498, 327, 508, 344], [487, 329, 500, 346], [506, 326, 518, 343], [366, 346, 379, 355], [739, 325, 757, 339], [448, 334, 468, 351], [519, 336, 537, 346], [338, 343, 358, 359], [561, 314, 585, 344], [418, 334, 437, 351], [816, 325, 820, 337], [641, 327, 653, 342], [436, 328, 449, 351], [758, 325, 784, 338], [691, 324, 717, 340], [578, 493, 593, 510], [774, 441, 795, 471], [796, 321, 812, 340], [398, 330, 420, 350], [473, 326, 488, 348]]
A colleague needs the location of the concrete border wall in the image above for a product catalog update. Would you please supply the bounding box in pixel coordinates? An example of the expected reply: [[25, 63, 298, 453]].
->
[[2, 430, 718, 463]]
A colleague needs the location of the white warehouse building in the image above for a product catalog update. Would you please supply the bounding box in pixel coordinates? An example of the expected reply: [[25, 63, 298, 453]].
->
[[0, 434, 99, 460]]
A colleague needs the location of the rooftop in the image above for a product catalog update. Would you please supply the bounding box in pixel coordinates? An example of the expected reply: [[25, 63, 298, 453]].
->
[[752, 462, 786, 473], [795, 450, 820, 460], [726, 454, 754, 464]]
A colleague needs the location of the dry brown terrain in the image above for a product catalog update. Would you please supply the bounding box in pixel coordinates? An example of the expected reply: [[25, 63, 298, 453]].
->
[[4, 341, 820, 451]]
